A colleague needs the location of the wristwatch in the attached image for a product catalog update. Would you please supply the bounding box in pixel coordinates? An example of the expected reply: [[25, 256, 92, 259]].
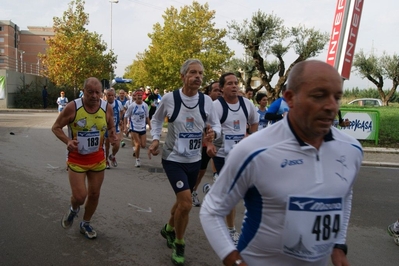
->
[[333, 244, 348, 255], [232, 259, 243, 266]]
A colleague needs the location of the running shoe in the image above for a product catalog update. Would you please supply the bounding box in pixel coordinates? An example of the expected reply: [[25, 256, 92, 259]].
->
[[171, 243, 185, 266], [387, 223, 399, 246], [80, 221, 97, 239], [229, 229, 240, 246], [160, 224, 176, 248], [121, 141, 126, 148], [213, 172, 219, 183], [192, 191, 201, 207], [135, 158, 141, 168], [203, 183, 211, 195], [106, 161, 110, 169], [109, 154, 117, 167], [61, 207, 79, 229]]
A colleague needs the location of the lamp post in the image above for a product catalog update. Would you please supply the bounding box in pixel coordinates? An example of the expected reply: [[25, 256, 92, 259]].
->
[[37, 58, 40, 75], [109, 0, 119, 85], [15, 49, 18, 71], [19, 50, 25, 73]]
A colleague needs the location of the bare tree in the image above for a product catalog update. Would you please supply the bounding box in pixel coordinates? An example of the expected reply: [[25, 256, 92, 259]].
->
[[353, 50, 399, 106], [228, 10, 329, 102]]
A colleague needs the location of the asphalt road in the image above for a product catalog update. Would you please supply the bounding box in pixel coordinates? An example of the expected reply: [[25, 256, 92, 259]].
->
[[1, 112, 399, 266]]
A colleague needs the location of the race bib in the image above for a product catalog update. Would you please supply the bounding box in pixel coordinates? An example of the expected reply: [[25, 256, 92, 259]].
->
[[177, 132, 202, 157], [282, 196, 343, 262], [77, 130, 100, 155], [259, 121, 267, 128], [224, 134, 244, 153]]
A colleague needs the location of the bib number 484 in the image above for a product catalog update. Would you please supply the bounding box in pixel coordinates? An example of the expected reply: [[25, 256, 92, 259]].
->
[[312, 214, 340, 241]]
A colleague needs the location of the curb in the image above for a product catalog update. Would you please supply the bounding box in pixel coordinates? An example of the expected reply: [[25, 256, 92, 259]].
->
[[3, 109, 398, 168], [0, 108, 57, 113], [140, 137, 399, 168], [362, 161, 399, 168], [362, 147, 399, 154]]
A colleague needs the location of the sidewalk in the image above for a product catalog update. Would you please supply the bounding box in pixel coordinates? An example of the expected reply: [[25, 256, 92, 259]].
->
[[362, 147, 399, 168], [1, 108, 398, 168], [145, 130, 399, 168]]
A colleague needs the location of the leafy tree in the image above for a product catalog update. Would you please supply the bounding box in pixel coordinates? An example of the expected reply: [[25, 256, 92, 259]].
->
[[353, 50, 399, 106], [124, 53, 149, 90], [228, 11, 329, 101], [223, 57, 257, 90], [125, 1, 234, 91], [39, 0, 116, 95]]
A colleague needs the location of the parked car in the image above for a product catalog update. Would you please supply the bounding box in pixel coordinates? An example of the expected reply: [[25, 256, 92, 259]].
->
[[347, 98, 383, 107]]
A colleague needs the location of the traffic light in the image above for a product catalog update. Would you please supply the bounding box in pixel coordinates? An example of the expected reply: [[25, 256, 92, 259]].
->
[[101, 79, 109, 89]]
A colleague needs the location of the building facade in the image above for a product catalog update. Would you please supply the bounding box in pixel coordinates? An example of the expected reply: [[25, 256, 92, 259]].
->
[[0, 20, 53, 108], [0, 20, 53, 74]]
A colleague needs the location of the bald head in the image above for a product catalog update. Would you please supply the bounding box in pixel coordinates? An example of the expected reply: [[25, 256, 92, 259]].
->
[[286, 60, 342, 93], [284, 60, 344, 148], [83, 77, 102, 90]]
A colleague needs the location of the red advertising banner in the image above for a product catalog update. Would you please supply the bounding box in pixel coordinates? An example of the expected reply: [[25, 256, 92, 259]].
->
[[326, 0, 348, 68], [339, 0, 364, 79], [326, 0, 364, 80]]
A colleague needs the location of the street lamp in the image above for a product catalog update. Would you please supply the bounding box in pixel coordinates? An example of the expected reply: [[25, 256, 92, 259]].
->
[[19, 50, 25, 73], [37, 58, 40, 75], [109, 0, 119, 84]]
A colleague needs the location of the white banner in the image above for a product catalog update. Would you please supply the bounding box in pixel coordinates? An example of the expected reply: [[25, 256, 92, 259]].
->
[[0, 76, 5, 99]]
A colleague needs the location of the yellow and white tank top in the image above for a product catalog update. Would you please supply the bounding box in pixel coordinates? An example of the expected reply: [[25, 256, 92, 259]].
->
[[67, 98, 108, 164]]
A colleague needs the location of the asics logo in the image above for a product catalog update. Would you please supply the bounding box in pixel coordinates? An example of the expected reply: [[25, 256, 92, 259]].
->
[[281, 159, 303, 168]]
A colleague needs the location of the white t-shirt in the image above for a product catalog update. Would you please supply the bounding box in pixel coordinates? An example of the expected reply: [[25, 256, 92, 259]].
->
[[150, 89, 221, 163], [125, 101, 149, 132], [213, 97, 259, 157]]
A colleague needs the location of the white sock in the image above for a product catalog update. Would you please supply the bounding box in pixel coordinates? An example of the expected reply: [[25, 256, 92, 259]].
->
[[394, 221, 399, 231]]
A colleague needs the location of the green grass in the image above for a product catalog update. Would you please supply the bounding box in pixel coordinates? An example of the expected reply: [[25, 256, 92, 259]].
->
[[340, 104, 399, 148]]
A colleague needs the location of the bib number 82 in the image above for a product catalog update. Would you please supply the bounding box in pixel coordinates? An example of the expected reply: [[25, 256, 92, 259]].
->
[[189, 139, 201, 150], [312, 214, 340, 241]]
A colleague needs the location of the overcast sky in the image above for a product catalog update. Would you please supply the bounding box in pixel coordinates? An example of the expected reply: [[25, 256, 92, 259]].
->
[[2, 0, 398, 89]]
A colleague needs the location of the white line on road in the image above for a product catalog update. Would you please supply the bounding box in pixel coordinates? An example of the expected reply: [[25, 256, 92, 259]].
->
[[47, 164, 59, 169], [128, 203, 152, 212]]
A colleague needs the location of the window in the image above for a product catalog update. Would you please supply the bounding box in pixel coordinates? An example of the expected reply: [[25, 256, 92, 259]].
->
[[0, 38, 4, 43], [0, 59, 5, 63], [0, 26, 3, 31], [0, 48, 4, 54]]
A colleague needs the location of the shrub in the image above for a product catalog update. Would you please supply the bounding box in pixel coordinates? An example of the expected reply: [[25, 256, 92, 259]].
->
[[14, 82, 75, 109]]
